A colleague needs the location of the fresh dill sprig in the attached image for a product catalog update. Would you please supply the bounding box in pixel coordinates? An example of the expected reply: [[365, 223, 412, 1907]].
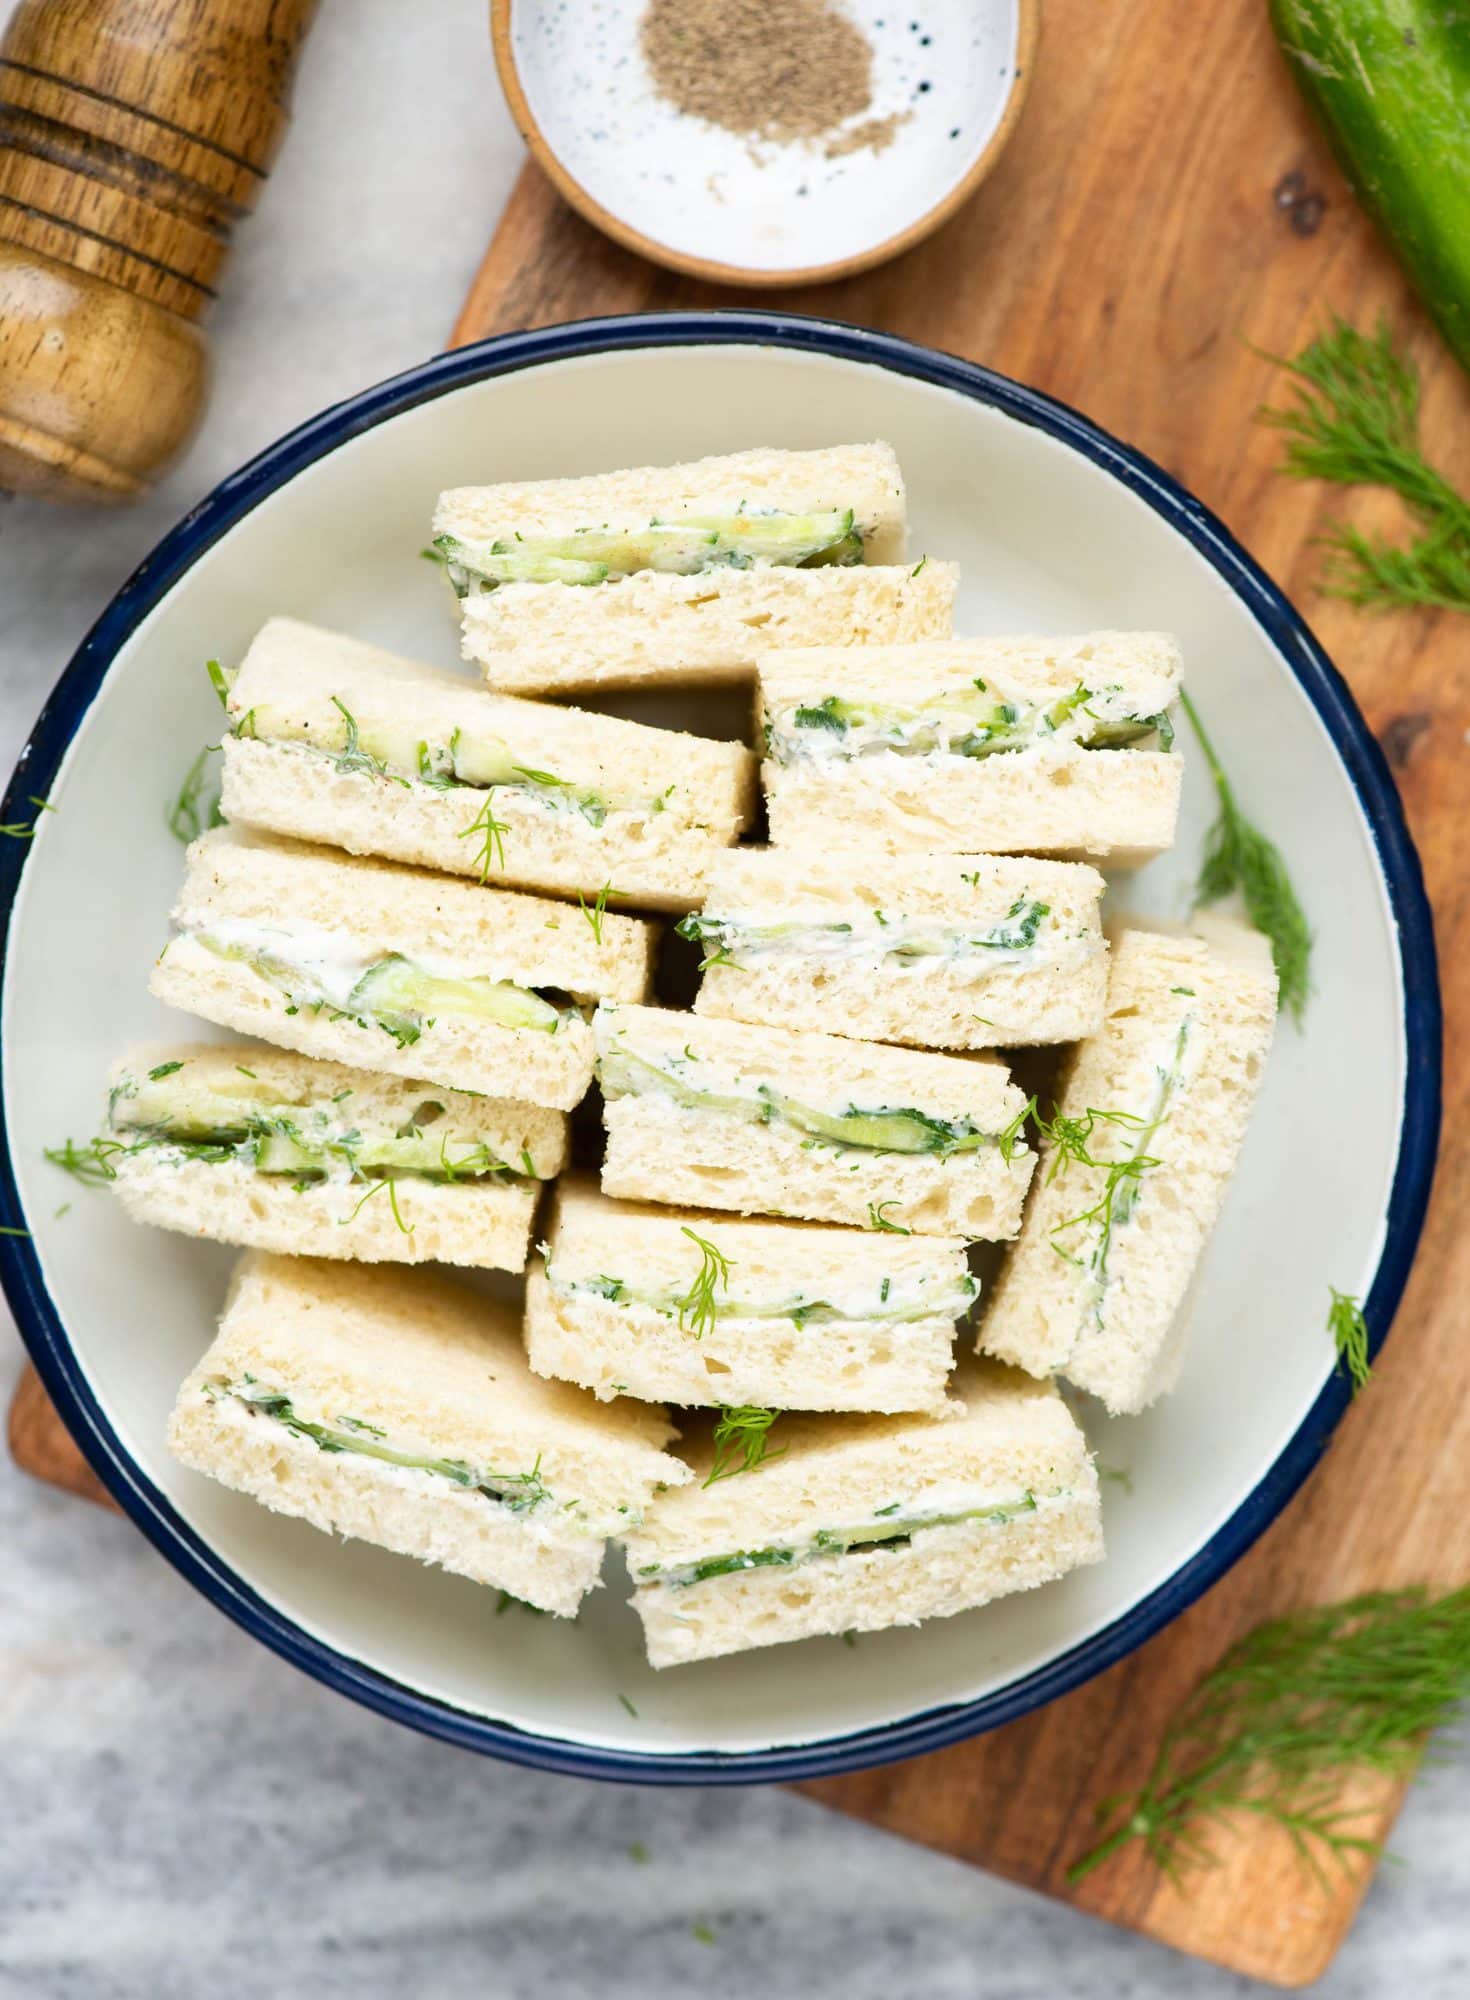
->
[[1258, 318, 1470, 614], [44, 1137, 120, 1185], [206, 658, 232, 707], [0, 797, 53, 839], [459, 794, 510, 880], [1069, 1586, 1470, 1888], [1329, 1287, 1371, 1396], [579, 880, 616, 944], [166, 747, 222, 844], [676, 1225, 730, 1340], [1178, 689, 1311, 1024], [705, 1406, 785, 1487], [342, 1177, 415, 1234], [867, 1200, 911, 1234]]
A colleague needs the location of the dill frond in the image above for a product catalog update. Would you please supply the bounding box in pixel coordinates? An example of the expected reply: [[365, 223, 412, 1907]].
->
[[1329, 1287, 1371, 1395], [167, 746, 222, 844], [1069, 1587, 1470, 1888], [676, 1226, 730, 1340], [579, 880, 615, 944], [705, 1406, 785, 1487], [1258, 318, 1470, 614], [44, 1137, 120, 1185], [1179, 690, 1312, 1024], [458, 794, 510, 880], [867, 1200, 912, 1234]]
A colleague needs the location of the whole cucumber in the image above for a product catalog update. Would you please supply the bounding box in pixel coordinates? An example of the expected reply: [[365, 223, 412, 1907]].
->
[[1269, 0, 1470, 374]]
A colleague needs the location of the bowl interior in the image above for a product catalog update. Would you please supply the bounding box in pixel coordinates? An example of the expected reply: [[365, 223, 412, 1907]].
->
[[3, 337, 1406, 1767], [507, 0, 1025, 276]]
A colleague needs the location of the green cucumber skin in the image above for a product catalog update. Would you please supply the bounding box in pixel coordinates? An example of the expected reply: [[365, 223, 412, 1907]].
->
[[1271, 0, 1470, 373]]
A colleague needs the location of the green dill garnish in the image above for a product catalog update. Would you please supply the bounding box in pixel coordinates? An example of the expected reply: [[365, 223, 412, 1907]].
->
[[0, 1225, 30, 1237], [617, 1692, 639, 1717], [676, 1226, 731, 1340], [1179, 689, 1311, 1024], [841, 1630, 858, 1648], [459, 794, 510, 880], [420, 544, 448, 566], [44, 1137, 120, 1185], [705, 1406, 784, 1487], [148, 1061, 186, 1080], [692, 1923, 717, 1946], [1257, 318, 1470, 614], [579, 879, 615, 944], [1068, 1587, 1470, 1888], [1098, 1464, 1134, 1495], [629, 1841, 650, 1863], [0, 796, 53, 838], [867, 1201, 911, 1234], [910, 555, 928, 577], [792, 696, 848, 735], [167, 746, 222, 844], [1328, 1287, 1371, 1395], [520, 1146, 536, 1178], [236, 1066, 257, 1079], [206, 658, 232, 707], [342, 1177, 415, 1234]]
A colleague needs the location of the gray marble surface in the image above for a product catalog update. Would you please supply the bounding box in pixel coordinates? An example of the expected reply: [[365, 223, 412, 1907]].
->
[[1, 3, 1466, 1993]]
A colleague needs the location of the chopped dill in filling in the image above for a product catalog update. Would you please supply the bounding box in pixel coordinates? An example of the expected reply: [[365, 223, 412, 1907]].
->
[[640, 1489, 1057, 1588], [236, 697, 667, 827], [103, 1066, 537, 1187], [544, 1259, 977, 1329], [174, 918, 570, 1047], [433, 504, 866, 596], [205, 1376, 553, 1511], [676, 896, 1054, 972], [597, 1041, 1014, 1159], [1048, 1015, 1195, 1330], [767, 679, 1176, 766]]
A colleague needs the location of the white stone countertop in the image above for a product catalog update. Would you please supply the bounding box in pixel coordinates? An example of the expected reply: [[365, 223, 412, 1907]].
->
[[1, 3, 1466, 1994]]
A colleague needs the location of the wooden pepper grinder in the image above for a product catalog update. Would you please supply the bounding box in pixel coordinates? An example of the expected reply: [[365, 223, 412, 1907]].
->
[[0, 0, 318, 505]]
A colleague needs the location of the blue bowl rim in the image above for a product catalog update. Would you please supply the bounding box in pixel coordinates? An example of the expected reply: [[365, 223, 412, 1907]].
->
[[0, 309, 1441, 1786]]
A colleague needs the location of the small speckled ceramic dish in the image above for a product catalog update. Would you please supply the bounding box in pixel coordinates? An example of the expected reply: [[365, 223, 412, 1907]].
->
[[492, 0, 1037, 284]]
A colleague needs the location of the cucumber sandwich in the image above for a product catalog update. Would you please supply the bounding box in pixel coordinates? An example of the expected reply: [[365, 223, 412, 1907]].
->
[[622, 1360, 1103, 1667], [218, 618, 756, 913], [979, 917, 1279, 1415], [682, 848, 1109, 1050], [526, 1180, 978, 1414], [432, 443, 957, 694], [105, 1044, 567, 1272], [594, 1002, 1036, 1241], [169, 1253, 689, 1616], [760, 632, 1183, 863], [151, 828, 655, 1110]]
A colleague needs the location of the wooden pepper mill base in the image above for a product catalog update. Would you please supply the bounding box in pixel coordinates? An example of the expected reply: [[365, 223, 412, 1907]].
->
[[0, 0, 318, 504]]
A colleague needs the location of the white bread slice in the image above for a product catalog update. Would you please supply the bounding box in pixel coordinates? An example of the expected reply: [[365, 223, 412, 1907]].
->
[[168, 1252, 690, 1614], [435, 442, 910, 560], [622, 1360, 1102, 1666], [978, 917, 1279, 1415], [595, 1002, 1035, 1240], [458, 563, 959, 695], [760, 634, 1183, 863], [107, 1043, 566, 1272], [150, 829, 655, 1109], [689, 848, 1108, 1049], [219, 617, 755, 912], [525, 1180, 974, 1412]]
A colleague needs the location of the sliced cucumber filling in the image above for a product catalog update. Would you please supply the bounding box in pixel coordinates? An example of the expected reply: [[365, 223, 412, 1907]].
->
[[210, 1377, 552, 1512], [242, 703, 652, 826], [675, 896, 1052, 970], [769, 679, 1175, 765], [190, 928, 566, 1047], [641, 1491, 1045, 1588], [434, 506, 862, 596], [597, 1044, 1006, 1157], [545, 1263, 977, 1327], [108, 1068, 537, 1182]]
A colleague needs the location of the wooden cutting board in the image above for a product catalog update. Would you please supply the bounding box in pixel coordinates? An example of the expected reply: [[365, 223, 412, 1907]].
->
[[11, 0, 1470, 1982]]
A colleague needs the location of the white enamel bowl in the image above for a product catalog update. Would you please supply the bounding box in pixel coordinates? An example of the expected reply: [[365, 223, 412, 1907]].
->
[[0, 316, 1438, 1783]]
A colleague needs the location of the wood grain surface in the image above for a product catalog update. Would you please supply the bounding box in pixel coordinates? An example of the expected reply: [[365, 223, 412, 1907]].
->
[[10, 0, 1469, 1982]]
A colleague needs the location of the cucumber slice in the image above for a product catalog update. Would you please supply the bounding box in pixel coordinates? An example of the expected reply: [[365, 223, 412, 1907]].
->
[[435, 508, 859, 592], [348, 955, 561, 1036]]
